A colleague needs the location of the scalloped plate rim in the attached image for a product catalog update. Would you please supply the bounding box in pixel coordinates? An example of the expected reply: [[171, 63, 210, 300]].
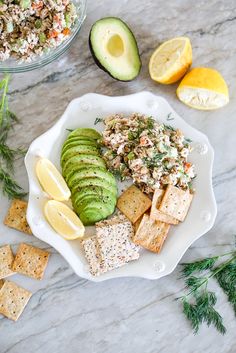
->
[[25, 91, 217, 282]]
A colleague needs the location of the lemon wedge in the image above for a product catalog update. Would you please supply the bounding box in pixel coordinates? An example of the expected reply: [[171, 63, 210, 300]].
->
[[44, 200, 85, 240], [149, 37, 192, 84], [176, 67, 229, 110], [36, 158, 71, 201]]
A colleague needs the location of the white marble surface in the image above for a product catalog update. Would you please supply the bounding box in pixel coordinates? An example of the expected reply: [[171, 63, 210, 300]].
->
[[0, 0, 236, 352]]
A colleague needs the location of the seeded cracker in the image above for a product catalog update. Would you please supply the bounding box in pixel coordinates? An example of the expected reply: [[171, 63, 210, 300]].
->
[[150, 189, 179, 225], [81, 237, 106, 276], [0, 245, 15, 279], [117, 185, 152, 223], [132, 214, 170, 253], [96, 216, 140, 271], [0, 279, 4, 289], [95, 214, 125, 228], [12, 243, 50, 280], [159, 185, 193, 222], [4, 199, 32, 235], [0, 280, 32, 321]]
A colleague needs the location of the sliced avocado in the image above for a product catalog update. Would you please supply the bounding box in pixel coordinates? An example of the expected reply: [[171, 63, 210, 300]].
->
[[79, 202, 115, 225], [68, 128, 101, 140], [61, 145, 100, 167], [79, 208, 104, 226], [73, 195, 115, 215], [63, 164, 99, 182], [71, 177, 117, 196], [89, 17, 141, 81], [65, 135, 98, 144], [72, 186, 116, 209], [62, 138, 98, 154], [72, 184, 117, 201], [62, 155, 106, 177], [67, 166, 116, 190]]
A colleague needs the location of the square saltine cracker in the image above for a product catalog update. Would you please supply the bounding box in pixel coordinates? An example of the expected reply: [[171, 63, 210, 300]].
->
[[117, 185, 151, 223], [4, 199, 32, 235], [0, 245, 15, 279], [132, 214, 170, 253], [159, 185, 193, 222], [150, 189, 179, 225], [12, 243, 50, 280], [0, 280, 32, 321]]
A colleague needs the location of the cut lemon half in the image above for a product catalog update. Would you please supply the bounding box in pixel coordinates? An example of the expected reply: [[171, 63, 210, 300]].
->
[[177, 67, 229, 110], [44, 200, 85, 240], [36, 158, 71, 201], [149, 37, 192, 84]]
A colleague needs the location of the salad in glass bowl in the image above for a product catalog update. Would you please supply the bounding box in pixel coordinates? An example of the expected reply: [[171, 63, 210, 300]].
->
[[0, 0, 86, 73]]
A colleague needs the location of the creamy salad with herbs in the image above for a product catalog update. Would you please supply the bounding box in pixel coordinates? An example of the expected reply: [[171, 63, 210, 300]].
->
[[0, 0, 78, 62], [102, 113, 195, 193]]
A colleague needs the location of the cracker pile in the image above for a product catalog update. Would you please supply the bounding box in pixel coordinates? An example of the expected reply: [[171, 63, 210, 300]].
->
[[82, 214, 140, 276], [0, 200, 50, 321], [1, 185, 193, 317], [117, 184, 193, 254]]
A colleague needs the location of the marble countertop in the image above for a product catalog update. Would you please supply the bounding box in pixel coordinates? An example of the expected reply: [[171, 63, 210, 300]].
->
[[1, 0, 236, 352]]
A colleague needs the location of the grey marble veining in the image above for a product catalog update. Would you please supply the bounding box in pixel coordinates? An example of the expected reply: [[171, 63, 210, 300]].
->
[[0, 0, 236, 352]]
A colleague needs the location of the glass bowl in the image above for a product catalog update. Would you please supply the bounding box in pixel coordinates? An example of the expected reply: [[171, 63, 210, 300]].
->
[[0, 0, 87, 73]]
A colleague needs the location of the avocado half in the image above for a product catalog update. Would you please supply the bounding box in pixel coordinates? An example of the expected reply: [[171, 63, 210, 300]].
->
[[89, 17, 142, 81]]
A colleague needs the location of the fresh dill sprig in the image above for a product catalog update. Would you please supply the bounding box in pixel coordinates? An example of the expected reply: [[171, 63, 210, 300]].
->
[[215, 259, 236, 315], [0, 74, 26, 199], [181, 256, 219, 277], [177, 247, 236, 335], [182, 291, 226, 335], [0, 143, 26, 171], [0, 167, 27, 199]]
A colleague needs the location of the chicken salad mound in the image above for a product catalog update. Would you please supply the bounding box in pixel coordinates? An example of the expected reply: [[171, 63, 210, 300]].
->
[[102, 113, 195, 194]]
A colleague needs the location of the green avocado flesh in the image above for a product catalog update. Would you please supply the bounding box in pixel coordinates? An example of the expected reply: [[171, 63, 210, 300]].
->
[[79, 208, 104, 226], [72, 186, 116, 207], [62, 138, 98, 153], [62, 155, 106, 176], [61, 145, 100, 167], [89, 17, 141, 81], [79, 203, 114, 225], [61, 128, 117, 225], [67, 166, 116, 188], [71, 177, 117, 196], [73, 196, 115, 215], [68, 128, 101, 140]]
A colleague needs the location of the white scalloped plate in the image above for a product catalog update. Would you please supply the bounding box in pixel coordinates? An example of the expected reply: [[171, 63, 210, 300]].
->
[[25, 92, 217, 282]]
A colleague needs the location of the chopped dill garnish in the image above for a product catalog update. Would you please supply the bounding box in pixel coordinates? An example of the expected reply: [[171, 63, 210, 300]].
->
[[164, 124, 175, 131], [184, 137, 193, 144], [143, 153, 166, 167], [146, 116, 155, 130], [94, 117, 104, 125], [166, 112, 174, 121]]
